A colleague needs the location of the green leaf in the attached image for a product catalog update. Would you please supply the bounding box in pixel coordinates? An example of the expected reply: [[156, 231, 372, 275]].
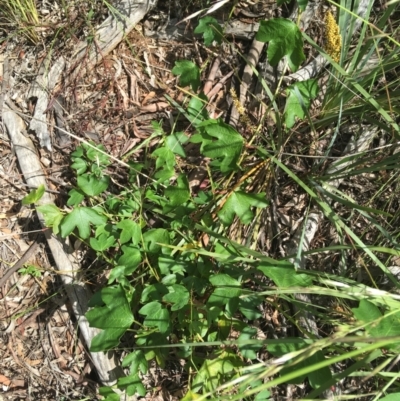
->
[[117, 373, 146, 397], [67, 189, 85, 206], [99, 387, 120, 401], [71, 146, 84, 158], [239, 296, 262, 320], [139, 301, 170, 334], [114, 191, 141, 215], [60, 207, 107, 239], [89, 326, 128, 353], [22, 184, 45, 204], [307, 353, 332, 389], [88, 291, 103, 307], [108, 265, 128, 284], [141, 283, 169, 303], [379, 395, 400, 401], [162, 273, 177, 285], [117, 245, 142, 273], [352, 299, 382, 325], [192, 358, 224, 392], [218, 191, 269, 225], [117, 219, 141, 245], [258, 263, 313, 287], [37, 204, 64, 235], [284, 79, 319, 128], [268, 338, 307, 355], [196, 119, 244, 173], [256, 18, 305, 72], [155, 168, 175, 181], [186, 93, 209, 126], [184, 307, 207, 334], [182, 390, 202, 400], [18, 264, 41, 277], [296, 0, 309, 12], [238, 326, 262, 360], [161, 274, 177, 286], [194, 16, 223, 46], [352, 300, 400, 346], [86, 285, 134, 351], [172, 60, 200, 92], [165, 131, 188, 157], [71, 158, 87, 175], [194, 191, 212, 205], [162, 284, 190, 311], [122, 350, 148, 375], [209, 274, 241, 287], [152, 146, 176, 171], [207, 274, 242, 308], [268, 339, 331, 388], [158, 255, 188, 276], [77, 173, 110, 196], [143, 228, 170, 254], [165, 93, 208, 128], [90, 232, 116, 251], [150, 120, 164, 136], [254, 390, 272, 400], [165, 174, 190, 206], [85, 143, 110, 166], [95, 223, 118, 241], [192, 350, 241, 392]]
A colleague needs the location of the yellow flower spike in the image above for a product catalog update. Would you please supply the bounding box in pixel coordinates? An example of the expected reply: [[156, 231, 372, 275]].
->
[[325, 11, 342, 63], [230, 88, 256, 133]]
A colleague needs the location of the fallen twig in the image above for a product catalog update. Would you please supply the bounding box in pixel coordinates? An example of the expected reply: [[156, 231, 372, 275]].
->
[[204, 57, 221, 95], [0, 238, 41, 290], [229, 38, 265, 127]]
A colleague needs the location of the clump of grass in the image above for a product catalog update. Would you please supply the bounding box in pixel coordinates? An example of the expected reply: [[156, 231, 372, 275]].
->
[[0, 0, 40, 44]]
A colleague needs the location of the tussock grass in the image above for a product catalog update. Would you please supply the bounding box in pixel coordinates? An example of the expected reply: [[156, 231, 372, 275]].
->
[[0, 0, 40, 43]]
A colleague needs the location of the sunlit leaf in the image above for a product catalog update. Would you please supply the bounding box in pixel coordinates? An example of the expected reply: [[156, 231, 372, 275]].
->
[[22, 184, 45, 204], [60, 207, 107, 239], [194, 16, 223, 46], [172, 60, 200, 91], [87, 285, 134, 351], [218, 191, 269, 225], [284, 79, 319, 128], [256, 18, 305, 72]]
